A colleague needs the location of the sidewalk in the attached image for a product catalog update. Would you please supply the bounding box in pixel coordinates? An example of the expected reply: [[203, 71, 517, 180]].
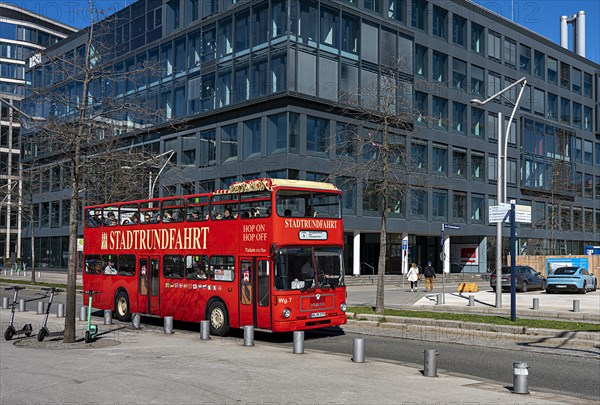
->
[[0, 309, 588, 405]]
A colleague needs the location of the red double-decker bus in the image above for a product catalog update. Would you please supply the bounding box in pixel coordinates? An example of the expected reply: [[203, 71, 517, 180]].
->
[[82, 178, 347, 335]]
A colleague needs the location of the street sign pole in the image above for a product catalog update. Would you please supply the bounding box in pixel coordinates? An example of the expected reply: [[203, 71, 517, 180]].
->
[[441, 224, 445, 304], [510, 202, 517, 322]]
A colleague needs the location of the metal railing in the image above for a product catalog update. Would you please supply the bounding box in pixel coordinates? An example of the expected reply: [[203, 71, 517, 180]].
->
[[360, 262, 375, 284]]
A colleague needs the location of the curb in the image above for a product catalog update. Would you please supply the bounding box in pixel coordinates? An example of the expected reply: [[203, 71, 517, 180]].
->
[[346, 312, 600, 343]]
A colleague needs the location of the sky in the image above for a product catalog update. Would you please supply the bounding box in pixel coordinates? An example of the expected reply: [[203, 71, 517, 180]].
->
[[3, 0, 599, 64]]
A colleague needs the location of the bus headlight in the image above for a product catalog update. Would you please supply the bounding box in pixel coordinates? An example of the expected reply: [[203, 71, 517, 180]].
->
[[283, 308, 291, 318], [340, 303, 347, 312]]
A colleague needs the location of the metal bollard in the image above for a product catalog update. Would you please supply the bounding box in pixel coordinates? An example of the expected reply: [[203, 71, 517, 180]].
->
[[423, 349, 438, 377], [513, 362, 529, 394], [573, 300, 580, 313], [57, 303, 64, 318], [132, 313, 141, 330], [352, 338, 365, 363], [435, 294, 443, 305], [2, 296, 8, 309], [200, 320, 210, 340], [243, 325, 254, 346], [37, 301, 45, 314], [164, 316, 173, 334], [532, 298, 539, 310], [80, 306, 87, 321], [468, 295, 475, 306], [10, 269, 13, 276], [37, 271, 41, 279], [103, 309, 112, 324], [293, 331, 304, 354], [19, 298, 26, 312]]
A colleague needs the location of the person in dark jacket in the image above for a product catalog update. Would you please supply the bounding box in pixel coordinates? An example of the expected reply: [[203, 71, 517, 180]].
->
[[423, 261, 436, 292]]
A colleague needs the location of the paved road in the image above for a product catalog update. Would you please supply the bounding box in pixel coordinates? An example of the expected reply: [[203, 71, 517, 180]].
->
[[293, 328, 600, 401]]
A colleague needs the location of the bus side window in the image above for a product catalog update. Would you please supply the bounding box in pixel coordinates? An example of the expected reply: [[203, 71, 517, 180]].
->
[[163, 255, 184, 279], [84, 255, 102, 274], [185, 255, 208, 280], [118, 254, 136, 276]]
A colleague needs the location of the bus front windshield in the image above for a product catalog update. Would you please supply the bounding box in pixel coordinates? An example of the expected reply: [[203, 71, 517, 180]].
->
[[274, 247, 344, 291]]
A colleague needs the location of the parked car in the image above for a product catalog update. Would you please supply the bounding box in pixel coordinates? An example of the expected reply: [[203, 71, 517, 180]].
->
[[546, 267, 597, 294], [489, 266, 546, 292]]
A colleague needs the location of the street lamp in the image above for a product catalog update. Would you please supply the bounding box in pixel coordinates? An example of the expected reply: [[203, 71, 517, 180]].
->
[[122, 150, 175, 199], [470, 77, 527, 309]]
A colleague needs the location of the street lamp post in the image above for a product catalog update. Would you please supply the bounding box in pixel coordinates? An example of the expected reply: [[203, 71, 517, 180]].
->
[[122, 150, 175, 199], [470, 77, 527, 309]]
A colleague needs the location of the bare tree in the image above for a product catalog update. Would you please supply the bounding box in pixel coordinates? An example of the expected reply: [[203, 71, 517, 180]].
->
[[326, 60, 431, 313], [21, 1, 173, 342]]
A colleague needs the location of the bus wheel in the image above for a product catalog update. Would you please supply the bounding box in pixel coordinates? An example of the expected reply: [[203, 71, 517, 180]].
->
[[208, 302, 229, 336], [115, 291, 131, 322]]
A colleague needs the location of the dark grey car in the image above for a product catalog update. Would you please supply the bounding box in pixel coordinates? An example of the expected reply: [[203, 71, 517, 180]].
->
[[489, 266, 546, 292]]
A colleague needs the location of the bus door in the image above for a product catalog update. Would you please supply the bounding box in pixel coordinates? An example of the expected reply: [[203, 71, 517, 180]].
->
[[138, 257, 161, 316], [239, 257, 271, 330]]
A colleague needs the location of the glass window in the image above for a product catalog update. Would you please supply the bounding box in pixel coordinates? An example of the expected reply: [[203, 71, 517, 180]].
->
[[218, 18, 233, 58], [267, 113, 287, 155], [360, 21, 378, 63], [411, 0, 427, 31], [453, 192, 467, 222], [533, 51, 545, 79], [163, 255, 184, 279], [199, 129, 216, 166], [415, 91, 427, 124], [547, 93, 558, 120], [276, 189, 340, 218], [452, 58, 466, 90], [560, 98, 570, 125], [504, 38, 516, 67], [432, 51, 447, 83], [411, 142, 428, 171], [471, 107, 485, 138], [452, 102, 466, 134], [453, 149, 467, 178], [252, 3, 269, 47], [471, 22, 484, 54], [519, 44, 530, 73], [185, 255, 208, 279], [584, 174, 593, 198], [410, 189, 427, 219], [243, 118, 261, 159], [547, 57, 558, 84], [432, 189, 448, 221], [306, 116, 330, 155], [297, 0, 318, 44], [487, 31, 501, 60], [341, 13, 359, 54], [415, 45, 427, 78], [572, 68, 581, 94], [388, 0, 405, 22], [487, 112, 498, 141], [560, 62, 570, 88], [235, 11, 250, 53], [452, 14, 466, 47], [471, 194, 484, 224], [221, 124, 238, 162], [584, 106, 592, 131], [471, 154, 484, 181], [432, 96, 447, 129], [583, 140, 593, 165], [272, 0, 287, 39], [208, 256, 235, 282], [487, 71, 500, 99], [471, 65, 484, 97], [573, 102, 582, 128], [432, 6, 447, 40], [336, 123, 355, 159], [533, 88, 544, 116], [273, 247, 344, 291], [320, 6, 339, 49], [583, 73, 592, 97], [432, 146, 447, 175]]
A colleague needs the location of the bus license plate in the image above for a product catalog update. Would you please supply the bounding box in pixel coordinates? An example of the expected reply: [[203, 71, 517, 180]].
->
[[310, 312, 325, 318]]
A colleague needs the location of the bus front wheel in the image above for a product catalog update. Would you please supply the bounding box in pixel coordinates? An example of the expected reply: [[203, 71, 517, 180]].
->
[[115, 291, 131, 322], [208, 301, 229, 336]]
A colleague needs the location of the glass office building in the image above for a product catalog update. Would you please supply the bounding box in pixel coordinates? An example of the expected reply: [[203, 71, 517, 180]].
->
[[0, 3, 75, 262], [21, 0, 599, 273]]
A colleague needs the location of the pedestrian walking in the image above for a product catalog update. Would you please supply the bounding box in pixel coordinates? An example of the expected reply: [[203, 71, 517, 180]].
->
[[423, 261, 436, 292], [406, 263, 419, 292]]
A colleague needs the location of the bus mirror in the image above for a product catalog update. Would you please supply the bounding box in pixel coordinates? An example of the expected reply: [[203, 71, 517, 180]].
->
[[270, 244, 278, 257]]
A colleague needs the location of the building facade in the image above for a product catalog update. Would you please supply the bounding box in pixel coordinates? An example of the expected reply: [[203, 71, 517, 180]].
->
[[0, 2, 75, 263], [22, 0, 599, 273]]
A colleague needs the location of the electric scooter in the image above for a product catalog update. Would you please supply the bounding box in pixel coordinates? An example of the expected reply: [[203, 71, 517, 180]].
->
[[82, 290, 100, 343], [3, 286, 33, 340], [36, 287, 64, 342]]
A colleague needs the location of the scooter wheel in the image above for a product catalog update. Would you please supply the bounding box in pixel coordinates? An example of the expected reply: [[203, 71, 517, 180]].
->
[[85, 330, 92, 343], [4, 327, 14, 341], [37, 329, 47, 342]]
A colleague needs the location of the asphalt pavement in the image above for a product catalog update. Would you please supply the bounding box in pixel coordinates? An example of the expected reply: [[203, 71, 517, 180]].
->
[[1, 307, 594, 405]]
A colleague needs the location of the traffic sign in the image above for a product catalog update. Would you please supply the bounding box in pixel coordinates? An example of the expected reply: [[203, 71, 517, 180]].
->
[[489, 203, 510, 223], [443, 223, 461, 230], [514, 204, 531, 223]]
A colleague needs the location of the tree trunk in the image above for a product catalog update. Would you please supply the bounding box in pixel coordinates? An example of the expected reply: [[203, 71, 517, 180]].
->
[[375, 209, 387, 313]]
